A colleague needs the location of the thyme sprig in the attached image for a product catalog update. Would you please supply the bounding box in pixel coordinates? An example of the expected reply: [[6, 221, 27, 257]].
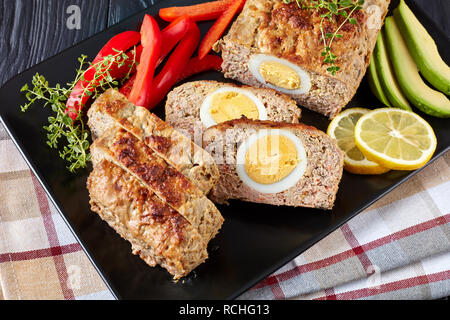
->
[[20, 48, 138, 172], [283, 0, 365, 75]]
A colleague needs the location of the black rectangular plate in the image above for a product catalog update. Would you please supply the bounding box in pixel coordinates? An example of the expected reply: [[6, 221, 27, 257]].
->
[[0, 0, 449, 299]]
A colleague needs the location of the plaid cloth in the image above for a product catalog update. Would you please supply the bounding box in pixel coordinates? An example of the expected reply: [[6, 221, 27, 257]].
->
[[0, 122, 449, 300]]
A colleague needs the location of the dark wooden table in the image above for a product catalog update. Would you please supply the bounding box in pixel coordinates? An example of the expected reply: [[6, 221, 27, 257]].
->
[[0, 0, 449, 87]]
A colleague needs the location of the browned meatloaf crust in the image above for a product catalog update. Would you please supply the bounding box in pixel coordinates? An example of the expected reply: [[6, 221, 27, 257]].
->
[[203, 118, 344, 209], [217, 0, 390, 118], [88, 88, 219, 195], [87, 91, 224, 279], [90, 128, 224, 243], [87, 160, 208, 279], [165, 80, 301, 139]]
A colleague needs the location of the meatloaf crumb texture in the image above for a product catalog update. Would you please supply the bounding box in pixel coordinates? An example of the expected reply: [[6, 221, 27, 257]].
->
[[203, 118, 344, 210], [88, 89, 219, 195], [218, 0, 390, 118], [165, 80, 301, 139]]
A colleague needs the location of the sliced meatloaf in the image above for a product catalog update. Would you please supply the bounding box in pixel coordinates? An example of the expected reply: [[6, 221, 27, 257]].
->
[[216, 0, 390, 118], [203, 118, 344, 210], [165, 80, 301, 138], [87, 159, 208, 279], [91, 128, 224, 243], [88, 88, 219, 195]]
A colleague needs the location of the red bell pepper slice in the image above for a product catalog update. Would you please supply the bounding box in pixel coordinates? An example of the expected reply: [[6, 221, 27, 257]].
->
[[65, 31, 141, 120], [158, 16, 191, 66], [159, 0, 234, 22], [146, 22, 201, 109], [128, 15, 162, 108], [119, 73, 136, 97], [198, 0, 246, 60], [178, 55, 223, 82]]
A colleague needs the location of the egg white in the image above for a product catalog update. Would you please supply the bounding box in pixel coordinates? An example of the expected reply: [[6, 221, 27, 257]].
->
[[199, 87, 268, 128], [248, 54, 312, 95], [236, 129, 308, 194]]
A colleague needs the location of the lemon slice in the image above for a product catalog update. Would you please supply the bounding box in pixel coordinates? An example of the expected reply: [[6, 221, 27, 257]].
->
[[327, 108, 390, 175], [354, 108, 437, 170]]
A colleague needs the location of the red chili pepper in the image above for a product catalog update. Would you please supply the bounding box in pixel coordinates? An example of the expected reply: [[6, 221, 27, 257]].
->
[[198, 0, 246, 59], [159, 0, 234, 22], [178, 55, 223, 82], [146, 22, 201, 109], [128, 15, 162, 108], [65, 31, 141, 120], [158, 16, 191, 66]]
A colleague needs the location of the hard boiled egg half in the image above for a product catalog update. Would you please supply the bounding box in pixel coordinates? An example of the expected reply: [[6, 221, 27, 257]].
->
[[236, 129, 308, 193], [248, 54, 311, 95], [200, 87, 268, 128]]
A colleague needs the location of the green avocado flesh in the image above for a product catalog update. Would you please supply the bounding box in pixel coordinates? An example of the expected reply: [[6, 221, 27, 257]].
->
[[394, 0, 450, 95], [384, 17, 450, 118], [367, 54, 391, 107], [374, 32, 411, 110]]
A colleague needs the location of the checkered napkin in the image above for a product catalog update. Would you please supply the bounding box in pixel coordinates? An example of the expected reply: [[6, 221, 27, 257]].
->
[[1, 122, 449, 300]]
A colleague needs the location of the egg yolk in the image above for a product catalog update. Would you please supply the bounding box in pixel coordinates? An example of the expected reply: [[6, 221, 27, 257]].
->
[[244, 135, 300, 185], [259, 61, 301, 90], [209, 91, 260, 124]]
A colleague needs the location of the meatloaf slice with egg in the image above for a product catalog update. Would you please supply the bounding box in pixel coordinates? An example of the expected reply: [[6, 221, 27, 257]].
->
[[203, 118, 344, 209], [216, 0, 390, 118], [90, 128, 224, 243], [165, 80, 301, 139], [88, 88, 219, 195], [88, 159, 208, 279]]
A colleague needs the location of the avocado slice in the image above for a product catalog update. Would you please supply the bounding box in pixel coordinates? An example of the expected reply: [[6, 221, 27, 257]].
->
[[367, 53, 391, 107], [384, 17, 450, 118], [394, 0, 450, 95], [374, 32, 411, 110]]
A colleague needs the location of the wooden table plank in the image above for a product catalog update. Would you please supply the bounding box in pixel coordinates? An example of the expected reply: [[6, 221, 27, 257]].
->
[[0, 0, 108, 86]]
